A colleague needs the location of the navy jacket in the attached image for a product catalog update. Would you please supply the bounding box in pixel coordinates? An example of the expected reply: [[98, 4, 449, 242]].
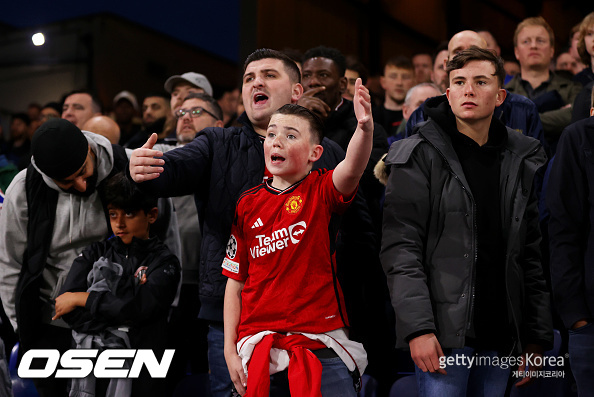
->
[[132, 113, 346, 322], [547, 117, 594, 329]]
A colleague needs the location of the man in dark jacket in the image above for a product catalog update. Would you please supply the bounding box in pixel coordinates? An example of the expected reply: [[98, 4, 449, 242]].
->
[[547, 90, 594, 396], [381, 47, 553, 396], [129, 49, 351, 397]]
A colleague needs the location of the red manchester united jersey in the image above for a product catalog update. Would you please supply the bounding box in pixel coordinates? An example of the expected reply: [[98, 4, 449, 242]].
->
[[222, 169, 354, 341]]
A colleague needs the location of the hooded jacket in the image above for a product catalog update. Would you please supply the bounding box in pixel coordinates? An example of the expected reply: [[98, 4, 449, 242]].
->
[[0, 132, 117, 332], [381, 95, 553, 353]]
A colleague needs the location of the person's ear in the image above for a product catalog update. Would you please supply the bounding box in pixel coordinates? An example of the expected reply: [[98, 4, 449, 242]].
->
[[495, 88, 507, 107], [291, 83, 304, 103], [339, 76, 348, 95], [309, 144, 324, 163], [147, 207, 158, 225], [215, 120, 224, 128]]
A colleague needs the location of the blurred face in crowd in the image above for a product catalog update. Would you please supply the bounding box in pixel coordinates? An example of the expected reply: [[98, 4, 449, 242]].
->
[[301, 57, 347, 109], [556, 52, 580, 75], [170, 82, 204, 116], [142, 96, 170, 126], [113, 100, 135, 124], [218, 88, 240, 118], [242, 58, 303, 135], [412, 54, 433, 83], [41, 107, 61, 123], [514, 25, 554, 70], [381, 65, 415, 105], [175, 97, 223, 144], [446, 60, 506, 125], [504, 61, 521, 77], [432, 49, 449, 92], [344, 69, 360, 101], [62, 93, 98, 129], [402, 85, 442, 120], [10, 118, 28, 142]]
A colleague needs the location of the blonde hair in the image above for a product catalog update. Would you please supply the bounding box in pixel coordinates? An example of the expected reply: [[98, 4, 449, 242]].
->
[[577, 13, 594, 66], [513, 16, 555, 48]]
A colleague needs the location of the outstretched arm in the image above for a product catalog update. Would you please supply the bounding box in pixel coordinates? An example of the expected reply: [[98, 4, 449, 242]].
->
[[129, 133, 165, 182], [332, 78, 374, 196]]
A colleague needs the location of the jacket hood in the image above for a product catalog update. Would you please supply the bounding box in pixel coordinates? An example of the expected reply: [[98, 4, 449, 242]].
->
[[31, 131, 114, 192]]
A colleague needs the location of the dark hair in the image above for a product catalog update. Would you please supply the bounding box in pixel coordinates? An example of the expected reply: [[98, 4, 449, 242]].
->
[[273, 104, 324, 145], [384, 56, 414, 74], [345, 55, 369, 85], [143, 92, 170, 101], [63, 89, 103, 113], [101, 172, 158, 214], [446, 46, 506, 88], [303, 46, 347, 77], [12, 113, 31, 125], [42, 102, 62, 114], [183, 92, 223, 121], [243, 48, 301, 84]]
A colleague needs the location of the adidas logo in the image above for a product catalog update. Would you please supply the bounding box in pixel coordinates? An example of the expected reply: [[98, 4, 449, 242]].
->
[[251, 218, 263, 229]]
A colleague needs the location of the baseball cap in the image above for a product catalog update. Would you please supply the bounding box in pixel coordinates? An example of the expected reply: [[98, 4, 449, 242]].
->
[[164, 72, 213, 96], [113, 90, 139, 111]]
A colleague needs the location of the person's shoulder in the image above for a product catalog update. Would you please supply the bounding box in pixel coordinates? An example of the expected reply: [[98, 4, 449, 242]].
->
[[561, 117, 594, 143], [384, 135, 425, 166], [237, 182, 267, 207], [4, 168, 28, 197]]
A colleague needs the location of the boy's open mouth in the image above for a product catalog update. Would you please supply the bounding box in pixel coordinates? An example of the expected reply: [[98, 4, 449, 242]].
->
[[271, 155, 285, 162]]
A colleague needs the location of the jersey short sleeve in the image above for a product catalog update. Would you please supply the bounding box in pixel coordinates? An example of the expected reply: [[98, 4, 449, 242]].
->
[[318, 169, 357, 215]]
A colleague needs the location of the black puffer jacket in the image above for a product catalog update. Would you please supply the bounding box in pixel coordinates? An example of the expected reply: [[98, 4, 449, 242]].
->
[[61, 236, 180, 334], [133, 113, 346, 322], [381, 97, 553, 354]]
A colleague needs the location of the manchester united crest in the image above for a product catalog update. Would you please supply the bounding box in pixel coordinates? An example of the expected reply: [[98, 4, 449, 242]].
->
[[284, 195, 303, 214]]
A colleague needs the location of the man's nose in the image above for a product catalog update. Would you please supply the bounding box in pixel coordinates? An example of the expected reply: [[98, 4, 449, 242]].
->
[[73, 177, 87, 193]]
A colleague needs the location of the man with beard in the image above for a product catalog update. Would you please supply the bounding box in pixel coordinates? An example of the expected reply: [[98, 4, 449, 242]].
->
[[0, 118, 128, 397], [125, 93, 173, 149]]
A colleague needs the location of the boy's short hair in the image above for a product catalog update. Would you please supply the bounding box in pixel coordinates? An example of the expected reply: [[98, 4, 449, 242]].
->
[[102, 172, 158, 213], [446, 46, 506, 88], [273, 104, 324, 145], [384, 56, 414, 74], [513, 16, 555, 48], [303, 46, 347, 77], [243, 49, 301, 84]]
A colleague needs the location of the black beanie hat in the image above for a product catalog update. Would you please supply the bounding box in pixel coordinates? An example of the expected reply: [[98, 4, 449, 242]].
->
[[32, 118, 89, 180]]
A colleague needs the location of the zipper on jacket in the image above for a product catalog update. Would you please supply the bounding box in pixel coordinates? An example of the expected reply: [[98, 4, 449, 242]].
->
[[419, 131, 478, 333]]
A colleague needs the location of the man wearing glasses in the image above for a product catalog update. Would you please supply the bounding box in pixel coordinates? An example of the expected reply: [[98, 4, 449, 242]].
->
[[174, 93, 224, 144]]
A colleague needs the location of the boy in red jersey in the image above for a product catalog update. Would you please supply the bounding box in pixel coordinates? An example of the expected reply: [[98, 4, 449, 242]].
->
[[222, 79, 373, 396]]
